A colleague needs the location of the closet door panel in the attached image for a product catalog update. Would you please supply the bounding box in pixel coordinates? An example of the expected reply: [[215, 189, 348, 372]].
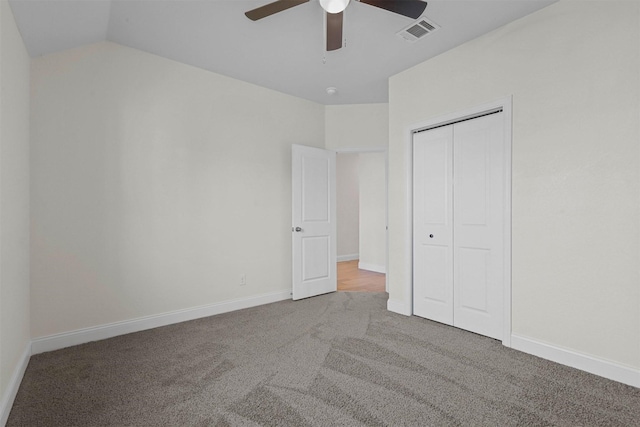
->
[[412, 126, 454, 325], [453, 113, 504, 340]]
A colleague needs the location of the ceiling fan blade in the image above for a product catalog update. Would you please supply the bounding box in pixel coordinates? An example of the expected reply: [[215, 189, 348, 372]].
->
[[359, 0, 427, 19], [326, 11, 344, 51], [245, 0, 309, 21]]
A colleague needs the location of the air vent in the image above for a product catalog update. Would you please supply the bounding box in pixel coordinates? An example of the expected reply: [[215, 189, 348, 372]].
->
[[397, 17, 439, 42]]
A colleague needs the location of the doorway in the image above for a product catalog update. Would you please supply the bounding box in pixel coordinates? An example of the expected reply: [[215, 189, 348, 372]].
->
[[337, 260, 386, 292], [336, 150, 387, 293]]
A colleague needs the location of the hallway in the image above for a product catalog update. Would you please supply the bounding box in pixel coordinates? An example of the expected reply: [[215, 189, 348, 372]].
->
[[337, 260, 386, 293]]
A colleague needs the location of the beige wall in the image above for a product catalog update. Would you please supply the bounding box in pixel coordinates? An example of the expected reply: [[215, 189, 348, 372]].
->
[[30, 46, 390, 342], [358, 152, 386, 272], [30, 42, 325, 338], [0, 0, 30, 403], [388, 0, 639, 369], [325, 103, 388, 150], [336, 153, 359, 259]]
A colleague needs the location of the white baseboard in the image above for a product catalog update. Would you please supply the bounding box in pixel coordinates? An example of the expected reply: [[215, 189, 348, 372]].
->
[[358, 262, 386, 274], [511, 334, 640, 388], [0, 343, 31, 427], [337, 253, 359, 262], [31, 290, 291, 355], [387, 298, 411, 316]]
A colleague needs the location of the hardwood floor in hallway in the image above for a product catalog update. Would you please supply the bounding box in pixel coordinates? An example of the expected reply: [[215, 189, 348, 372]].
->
[[337, 260, 386, 292]]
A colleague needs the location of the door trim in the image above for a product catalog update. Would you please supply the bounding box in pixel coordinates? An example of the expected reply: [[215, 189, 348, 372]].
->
[[402, 97, 513, 347]]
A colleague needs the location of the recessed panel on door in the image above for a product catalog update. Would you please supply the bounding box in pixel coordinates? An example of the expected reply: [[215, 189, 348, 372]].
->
[[421, 139, 449, 225], [457, 247, 489, 313], [418, 245, 448, 302], [302, 157, 330, 222], [457, 135, 489, 226], [302, 236, 330, 281]]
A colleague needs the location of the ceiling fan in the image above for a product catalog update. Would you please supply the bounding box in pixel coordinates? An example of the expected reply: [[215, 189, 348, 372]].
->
[[245, 0, 428, 51]]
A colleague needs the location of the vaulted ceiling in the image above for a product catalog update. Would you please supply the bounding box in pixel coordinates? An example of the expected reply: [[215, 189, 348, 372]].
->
[[9, 0, 555, 104]]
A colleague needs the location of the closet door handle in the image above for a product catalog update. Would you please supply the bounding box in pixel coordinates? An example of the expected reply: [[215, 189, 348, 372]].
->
[[429, 234, 434, 238]]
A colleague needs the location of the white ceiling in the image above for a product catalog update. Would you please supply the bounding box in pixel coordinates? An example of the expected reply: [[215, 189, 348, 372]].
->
[[9, 0, 555, 105]]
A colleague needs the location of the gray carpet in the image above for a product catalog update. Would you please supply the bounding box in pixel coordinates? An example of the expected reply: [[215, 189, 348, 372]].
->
[[8, 292, 640, 426]]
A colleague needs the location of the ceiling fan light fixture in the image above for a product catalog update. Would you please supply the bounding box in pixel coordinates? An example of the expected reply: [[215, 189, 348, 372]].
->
[[319, 0, 350, 14]]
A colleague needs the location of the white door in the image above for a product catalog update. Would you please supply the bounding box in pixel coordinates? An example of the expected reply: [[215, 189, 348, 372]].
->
[[413, 112, 505, 340], [452, 113, 505, 339], [292, 144, 337, 300], [412, 126, 454, 325]]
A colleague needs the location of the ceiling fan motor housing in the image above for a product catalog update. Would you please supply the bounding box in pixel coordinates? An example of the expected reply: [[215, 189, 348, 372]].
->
[[319, 0, 351, 14]]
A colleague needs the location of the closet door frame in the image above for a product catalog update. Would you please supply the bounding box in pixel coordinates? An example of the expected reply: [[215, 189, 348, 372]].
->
[[403, 96, 513, 347]]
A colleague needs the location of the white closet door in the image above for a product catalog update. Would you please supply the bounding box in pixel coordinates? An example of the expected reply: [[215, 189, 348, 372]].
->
[[413, 112, 505, 341], [412, 126, 454, 324], [453, 113, 505, 339]]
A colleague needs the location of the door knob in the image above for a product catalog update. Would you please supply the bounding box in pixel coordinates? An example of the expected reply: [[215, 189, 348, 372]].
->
[[429, 234, 434, 238], [295, 227, 303, 232]]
